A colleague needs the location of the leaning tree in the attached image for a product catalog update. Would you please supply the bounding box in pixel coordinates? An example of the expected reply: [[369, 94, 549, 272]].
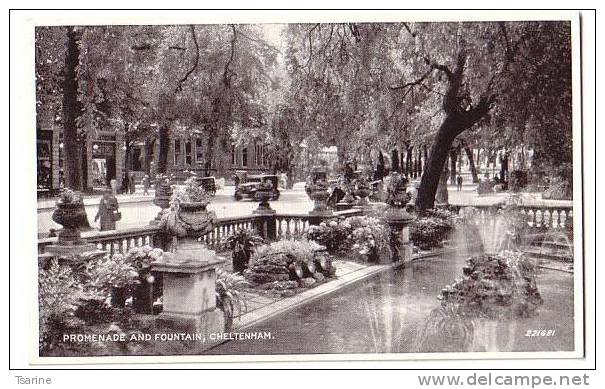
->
[[283, 21, 572, 210]]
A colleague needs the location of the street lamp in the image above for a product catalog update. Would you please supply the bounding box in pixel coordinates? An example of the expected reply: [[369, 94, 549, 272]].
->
[[93, 144, 99, 151]]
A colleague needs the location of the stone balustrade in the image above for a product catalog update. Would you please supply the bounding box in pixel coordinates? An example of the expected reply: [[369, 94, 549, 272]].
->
[[449, 204, 573, 231], [38, 204, 570, 256], [38, 209, 364, 255]]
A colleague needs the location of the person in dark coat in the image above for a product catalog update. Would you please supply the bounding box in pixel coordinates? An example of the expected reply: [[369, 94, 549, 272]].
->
[[95, 187, 119, 231], [129, 172, 136, 194], [456, 174, 463, 191]]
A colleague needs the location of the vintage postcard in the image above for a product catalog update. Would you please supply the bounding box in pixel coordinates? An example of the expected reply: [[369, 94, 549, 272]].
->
[[15, 9, 586, 364]]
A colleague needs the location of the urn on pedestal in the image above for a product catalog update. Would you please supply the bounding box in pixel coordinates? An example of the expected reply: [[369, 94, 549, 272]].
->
[[151, 175, 173, 224], [46, 189, 96, 257], [253, 179, 277, 215], [153, 178, 225, 334], [384, 172, 416, 265], [305, 166, 332, 216]]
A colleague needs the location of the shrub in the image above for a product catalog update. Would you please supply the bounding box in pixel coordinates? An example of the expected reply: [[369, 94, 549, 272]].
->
[[542, 176, 572, 200], [476, 180, 494, 195], [221, 229, 264, 273], [305, 219, 351, 254], [509, 170, 528, 192], [39, 259, 85, 354], [305, 215, 390, 262], [125, 245, 164, 271], [345, 216, 390, 261], [215, 268, 250, 330], [493, 183, 506, 192], [410, 209, 456, 250], [82, 253, 139, 300], [244, 239, 333, 288]]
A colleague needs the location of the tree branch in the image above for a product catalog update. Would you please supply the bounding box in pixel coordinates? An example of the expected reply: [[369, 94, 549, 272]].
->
[[455, 93, 496, 134], [223, 24, 237, 88], [175, 25, 199, 93]]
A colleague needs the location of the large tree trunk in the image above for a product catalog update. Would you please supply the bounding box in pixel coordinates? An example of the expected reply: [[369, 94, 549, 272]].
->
[[416, 51, 493, 210], [435, 165, 449, 205], [464, 146, 479, 183], [417, 119, 457, 210], [449, 148, 458, 185], [62, 26, 83, 191], [79, 137, 88, 191], [158, 125, 170, 174]]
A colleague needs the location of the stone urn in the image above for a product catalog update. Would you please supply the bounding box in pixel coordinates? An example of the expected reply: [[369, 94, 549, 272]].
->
[[306, 166, 332, 216], [384, 172, 416, 265], [51, 189, 93, 244], [254, 188, 275, 215], [151, 177, 173, 224], [52, 201, 87, 245], [46, 190, 96, 257]]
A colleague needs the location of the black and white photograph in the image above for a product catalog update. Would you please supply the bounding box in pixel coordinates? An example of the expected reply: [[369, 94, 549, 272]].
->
[[10, 9, 590, 366]]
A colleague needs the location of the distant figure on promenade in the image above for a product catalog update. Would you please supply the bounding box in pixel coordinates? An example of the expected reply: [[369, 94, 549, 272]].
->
[[129, 172, 136, 194], [142, 174, 150, 195], [456, 174, 463, 191], [121, 172, 129, 193], [95, 187, 120, 231]]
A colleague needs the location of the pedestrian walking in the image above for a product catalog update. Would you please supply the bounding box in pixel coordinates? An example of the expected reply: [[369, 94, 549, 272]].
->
[[129, 172, 136, 194], [95, 187, 120, 231], [457, 174, 463, 191], [142, 174, 150, 195]]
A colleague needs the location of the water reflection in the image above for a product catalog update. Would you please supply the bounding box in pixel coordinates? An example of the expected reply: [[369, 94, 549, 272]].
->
[[208, 251, 572, 356]]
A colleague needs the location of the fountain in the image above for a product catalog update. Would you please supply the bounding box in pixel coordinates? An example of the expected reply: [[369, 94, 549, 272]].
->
[[416, 195, 546, 352]]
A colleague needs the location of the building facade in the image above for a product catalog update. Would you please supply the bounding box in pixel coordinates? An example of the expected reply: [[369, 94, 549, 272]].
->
[[37, 126, 126, 194], [37, 125, 271, 193]]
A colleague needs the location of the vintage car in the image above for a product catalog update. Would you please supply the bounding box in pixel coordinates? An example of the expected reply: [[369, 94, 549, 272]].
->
[[192, 176, 217, 196], [234, 173, 280, 201]]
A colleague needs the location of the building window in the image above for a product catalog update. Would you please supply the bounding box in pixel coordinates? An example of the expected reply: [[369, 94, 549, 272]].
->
[[195, 139, 203, 164], [242, 147, 248, 167], [174, 140, 181, 165], [185, 141, 192, 166]]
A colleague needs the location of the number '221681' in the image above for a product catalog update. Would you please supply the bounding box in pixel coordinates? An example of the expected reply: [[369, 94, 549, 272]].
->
[[525, 329, 556, 337]]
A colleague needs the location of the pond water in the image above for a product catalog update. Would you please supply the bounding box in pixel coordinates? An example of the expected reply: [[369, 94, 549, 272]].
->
[[209, 254, 574, 355]]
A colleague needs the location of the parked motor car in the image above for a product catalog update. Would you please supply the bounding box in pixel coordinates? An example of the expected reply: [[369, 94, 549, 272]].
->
[[192, 176, 217, 196], [234, 174, 280, 201]]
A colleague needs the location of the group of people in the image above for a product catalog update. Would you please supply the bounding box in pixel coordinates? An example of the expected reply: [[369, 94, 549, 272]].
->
[[122, 172, 151, 195]]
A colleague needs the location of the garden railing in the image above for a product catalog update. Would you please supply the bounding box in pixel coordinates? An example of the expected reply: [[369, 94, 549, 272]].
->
[[38, 204, 570, 255], [38, 209, 364, 255]]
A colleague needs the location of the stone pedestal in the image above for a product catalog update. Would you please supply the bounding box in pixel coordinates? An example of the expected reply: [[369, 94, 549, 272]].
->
[[385, 208, 415, 267], [151, 244, 225, 333]]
